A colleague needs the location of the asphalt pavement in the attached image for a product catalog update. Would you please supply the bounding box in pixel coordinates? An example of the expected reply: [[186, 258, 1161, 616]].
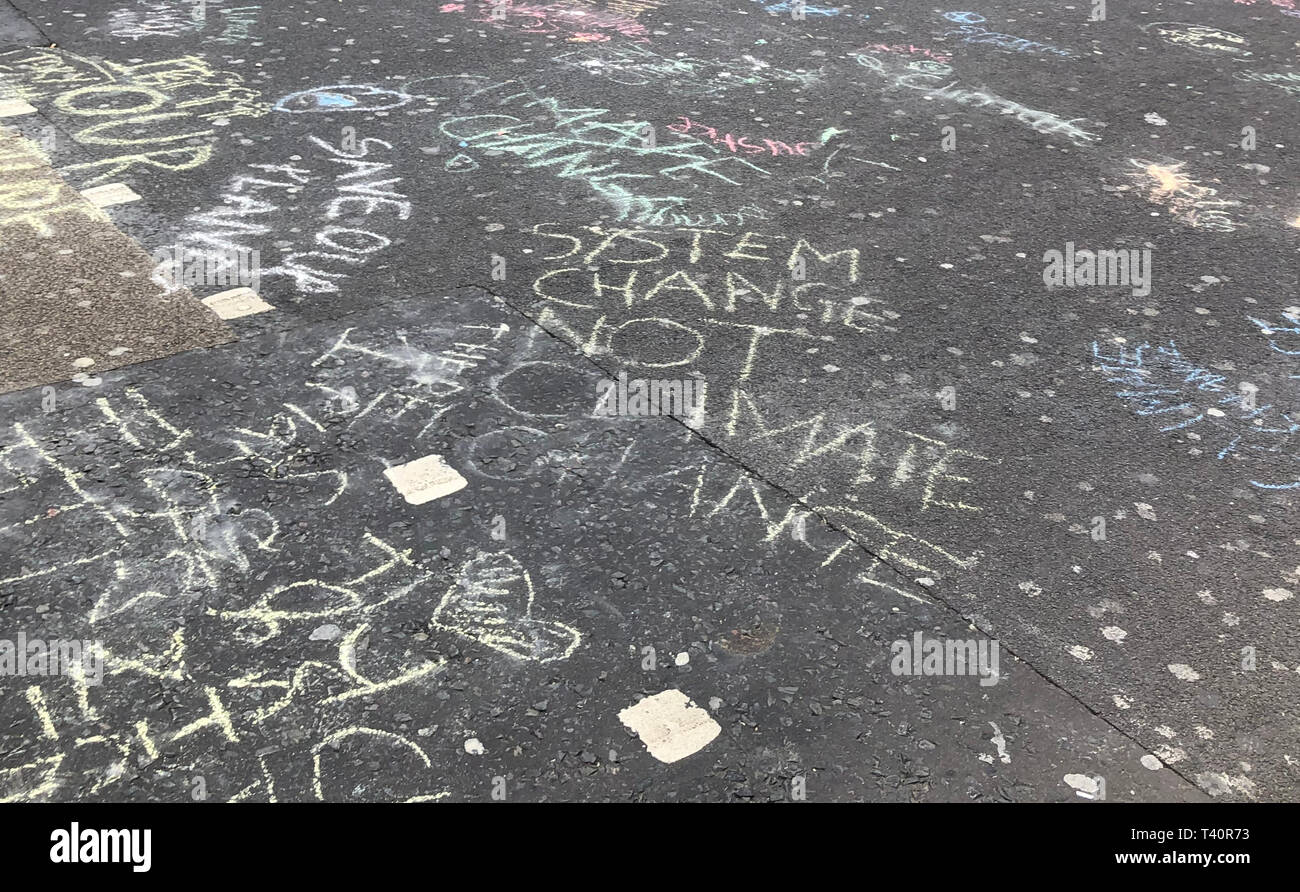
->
[[1, 0, 1297, 802]]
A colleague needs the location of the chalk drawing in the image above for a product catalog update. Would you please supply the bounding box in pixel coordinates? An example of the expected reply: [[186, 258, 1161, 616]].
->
[[1235, 69, 1300, 101], [941, 11, 1074, 57], [0, 323, 546, 800], [1123, 158, 1241, 233], [669, 116, 821, 156], [750, 0, 845, 15], [858, 43, 952, 64], [440, 0, 649, 42], [164, 132, 411, 296], [1092, 340, 1300, 489], [0, 49, 265, 187], [853, 53, 1100, 146], [107, 0, 261, 43], [273, 85, 413, 114], [438, 82, 769, 225], [432, 552, 582, 663], [1142, 23, 1253, 58], [1225, 0, 1300, 18]]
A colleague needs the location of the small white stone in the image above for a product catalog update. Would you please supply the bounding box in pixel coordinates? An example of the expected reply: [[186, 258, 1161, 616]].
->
[[1168, 663, 1201, 682]]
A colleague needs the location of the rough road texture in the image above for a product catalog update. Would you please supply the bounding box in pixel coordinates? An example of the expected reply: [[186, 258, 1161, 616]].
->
[[1, 0, 1297, 802], [0, 125, 231, 394]]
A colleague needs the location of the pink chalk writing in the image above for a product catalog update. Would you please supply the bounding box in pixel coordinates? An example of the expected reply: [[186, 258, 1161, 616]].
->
[[857, 43, 953, 63], [668, 116, 818, 157], [441, 1, 650, 42]]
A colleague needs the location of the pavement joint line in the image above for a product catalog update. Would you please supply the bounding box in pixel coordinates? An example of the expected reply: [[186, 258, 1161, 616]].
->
[[1, 3, 1283, 799], [468, 277, 936, 597], [465, 280, 1207, 798]]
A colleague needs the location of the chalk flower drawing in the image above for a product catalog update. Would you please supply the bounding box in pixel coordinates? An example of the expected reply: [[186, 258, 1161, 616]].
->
[[1124, 159, 1241, 233]]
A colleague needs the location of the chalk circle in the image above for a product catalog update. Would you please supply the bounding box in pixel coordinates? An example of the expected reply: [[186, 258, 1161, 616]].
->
[[400, 73, 492, 101], [907, 60, 953, 75], [465, 425, 551, 479], [312, 728, 431, 801], [491, 361, 593, 418], [257, 580, 362, 620], [854, 53, 887, 73], [607, 318, 704, 369], [316, 226, 391, 254], [439, 114, 528, 142], [273, 85, 413, 114]]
